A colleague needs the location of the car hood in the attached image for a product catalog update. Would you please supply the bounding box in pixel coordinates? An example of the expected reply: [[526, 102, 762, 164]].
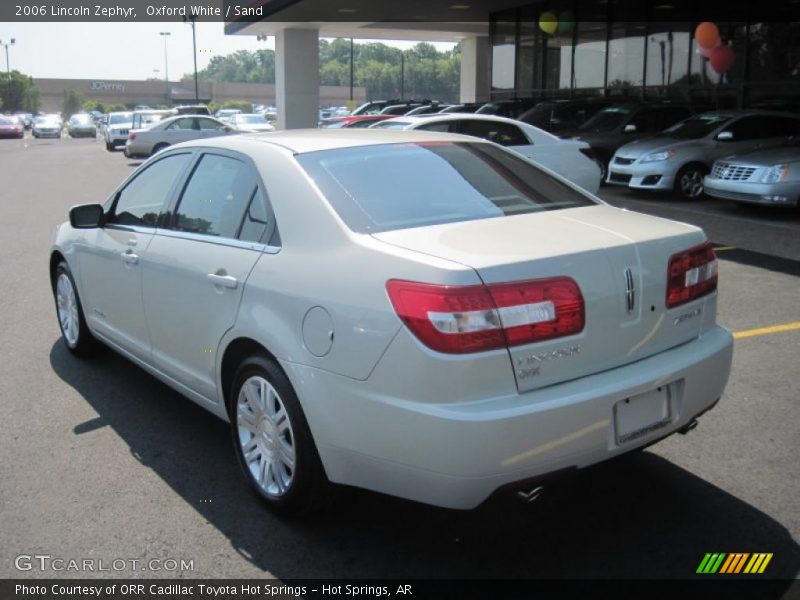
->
[[615, 135, 708, 158], [716, 145, 800, 166]]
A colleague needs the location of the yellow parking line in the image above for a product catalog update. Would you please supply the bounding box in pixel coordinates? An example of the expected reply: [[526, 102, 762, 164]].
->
[[733, 322, 800, 340]]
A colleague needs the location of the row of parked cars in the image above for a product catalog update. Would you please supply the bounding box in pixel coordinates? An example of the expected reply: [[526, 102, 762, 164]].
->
[[326, 97, 800, 207]]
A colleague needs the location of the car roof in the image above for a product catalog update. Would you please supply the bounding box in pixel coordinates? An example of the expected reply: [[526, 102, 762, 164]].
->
[[380, 113, 528, 126], [695, 109, 800, 118], [174, 128, 487, 155]]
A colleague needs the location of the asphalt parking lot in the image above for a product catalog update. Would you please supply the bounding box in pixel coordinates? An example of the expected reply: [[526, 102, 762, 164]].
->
[[0, 133, 798, 582]]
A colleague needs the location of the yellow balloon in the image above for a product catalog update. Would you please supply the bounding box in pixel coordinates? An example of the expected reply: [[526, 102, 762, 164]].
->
[[539, 11, 558, 35]]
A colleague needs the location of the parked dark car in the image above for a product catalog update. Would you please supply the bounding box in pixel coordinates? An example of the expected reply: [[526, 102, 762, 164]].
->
[[320, 115, 395, 128], [476, 98, 542, 119], [379, 102, 425, 116], [518, 98, 626, 134], [438, 103, 485, 114], [558, 103, 694, 180]]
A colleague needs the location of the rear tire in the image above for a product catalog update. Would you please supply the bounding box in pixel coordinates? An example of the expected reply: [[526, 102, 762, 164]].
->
[[228, 355, 330, 515], [151, 142, 169, 155], [674, 163, 708, 200], [105, 140, 114, 151], [53, 261, 99, 357]]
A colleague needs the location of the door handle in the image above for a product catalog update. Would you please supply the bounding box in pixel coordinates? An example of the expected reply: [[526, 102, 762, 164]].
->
[[120, 252, 139, 265], [207, 273, 238, 289]]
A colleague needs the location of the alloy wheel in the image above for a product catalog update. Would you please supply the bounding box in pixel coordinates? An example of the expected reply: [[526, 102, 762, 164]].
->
[[680, 170, 705, 198], [56, 273, 79, 347], [236, 376, 296, 497]]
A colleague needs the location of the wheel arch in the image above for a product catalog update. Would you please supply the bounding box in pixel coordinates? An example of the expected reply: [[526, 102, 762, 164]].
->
[[49, 250, 67, 292], [219, 337, 281, 412]]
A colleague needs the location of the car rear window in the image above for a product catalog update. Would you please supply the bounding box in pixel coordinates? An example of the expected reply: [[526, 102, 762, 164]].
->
[[296, 142, 595, 233]]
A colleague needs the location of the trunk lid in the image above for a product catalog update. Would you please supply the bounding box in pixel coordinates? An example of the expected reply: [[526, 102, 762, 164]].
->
[[373, 205, 709, 392]]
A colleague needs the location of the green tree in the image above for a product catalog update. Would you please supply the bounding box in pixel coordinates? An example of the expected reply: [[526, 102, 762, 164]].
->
[[21, 85, 41, 113], [221, 99, 253, 112], [62, 89, 84, 118], [1, 71, 41, 112]]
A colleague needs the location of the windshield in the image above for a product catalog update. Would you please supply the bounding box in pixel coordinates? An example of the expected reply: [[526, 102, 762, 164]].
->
[[662, 114, 733, 139], [70, 114, 92, 124], [236, 115, 267, 124], [579, 106, 632, 132], [110, 113, 132, 124], [0, 117, 14, 125], [296, 142, 595, 233]]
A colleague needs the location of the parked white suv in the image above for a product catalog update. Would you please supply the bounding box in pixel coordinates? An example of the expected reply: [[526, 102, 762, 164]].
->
[[51, 130, 733, 513], [103, 111, 133, 151]]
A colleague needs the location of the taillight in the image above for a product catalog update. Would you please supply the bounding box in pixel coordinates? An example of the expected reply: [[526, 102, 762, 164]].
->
[[666, 241, 718, 309], [128, 133, 137, 141], [386, 277, 585, 354]]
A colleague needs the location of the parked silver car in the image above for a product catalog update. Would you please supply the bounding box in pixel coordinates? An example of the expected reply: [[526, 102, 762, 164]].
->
[[229, 113, 276, 133], [704, 144, 800, 207], [124, 115, 235, 157], [607, 111, 800, 199], [371, 114, 602, 193], [67, 113, 97, 138], [32, 115, 62, 138], [51, 130, 732, 513]]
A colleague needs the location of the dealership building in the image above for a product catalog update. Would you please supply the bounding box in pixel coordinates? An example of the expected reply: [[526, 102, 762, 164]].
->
[[32, 77, 365, 113], [226, 0, 800, 128]]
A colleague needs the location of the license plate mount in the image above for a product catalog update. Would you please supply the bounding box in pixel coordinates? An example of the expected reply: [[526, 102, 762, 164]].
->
[[614, 385, 672, 445]]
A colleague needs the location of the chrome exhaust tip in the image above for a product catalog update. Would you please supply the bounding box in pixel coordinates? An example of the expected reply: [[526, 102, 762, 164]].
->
[[516, 485, 545, 503], [678, 419, 699, 435]]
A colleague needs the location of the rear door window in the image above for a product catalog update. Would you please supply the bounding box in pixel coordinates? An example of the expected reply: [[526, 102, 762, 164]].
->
[[171, 154, 257, 239]]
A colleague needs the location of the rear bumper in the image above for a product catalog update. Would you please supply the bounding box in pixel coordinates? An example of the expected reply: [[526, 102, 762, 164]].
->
[[703, 177, 799, 206], [284, 325, 734, 509]]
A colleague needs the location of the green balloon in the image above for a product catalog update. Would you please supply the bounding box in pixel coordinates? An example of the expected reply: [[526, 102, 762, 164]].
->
[[558, 10, 575, 34]]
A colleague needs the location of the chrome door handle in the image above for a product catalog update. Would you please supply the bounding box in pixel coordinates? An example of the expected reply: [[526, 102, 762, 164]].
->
[[207, 273, 238, 289], [120, 252, 139, 265]]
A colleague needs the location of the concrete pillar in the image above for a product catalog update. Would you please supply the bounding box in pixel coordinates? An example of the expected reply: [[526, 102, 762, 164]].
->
[[275, 28, 319, 129], [460, 36, 490, 104]]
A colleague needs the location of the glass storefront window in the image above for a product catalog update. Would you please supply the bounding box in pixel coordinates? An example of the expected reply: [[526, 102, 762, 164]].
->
[[645, 26, 691, 89], [573, 20, 606, 88], [491, 13, 517, 91], [517, 4, 546, 92]]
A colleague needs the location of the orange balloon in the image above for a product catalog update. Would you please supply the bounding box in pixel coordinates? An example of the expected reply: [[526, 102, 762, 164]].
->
[[695, 22, 720, 49]]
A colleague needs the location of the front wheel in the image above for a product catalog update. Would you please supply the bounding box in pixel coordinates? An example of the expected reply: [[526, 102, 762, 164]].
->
[[53, 261, 98, 356], [229, 355, 329, 515], [674, 164, 708, 200]]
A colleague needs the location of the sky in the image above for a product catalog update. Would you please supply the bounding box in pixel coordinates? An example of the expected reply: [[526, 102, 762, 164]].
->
[[0, 22, 455, 81]]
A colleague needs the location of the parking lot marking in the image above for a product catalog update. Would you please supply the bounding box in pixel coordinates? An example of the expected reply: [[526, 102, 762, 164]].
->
[[733, 321, 800, 340]]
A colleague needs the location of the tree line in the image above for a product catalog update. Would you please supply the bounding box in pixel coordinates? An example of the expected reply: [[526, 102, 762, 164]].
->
[[183, 39, 462, 103]]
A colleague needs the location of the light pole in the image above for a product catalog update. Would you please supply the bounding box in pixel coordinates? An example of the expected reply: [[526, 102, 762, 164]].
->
[[0, 38, 14, 110], [182, 16, 199, 103], [159, 31, 171, 100]]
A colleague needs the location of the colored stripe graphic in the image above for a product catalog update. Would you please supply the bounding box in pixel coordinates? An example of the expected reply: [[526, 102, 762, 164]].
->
[[699, 553, 773, 574], [697, 553, 727, 573]]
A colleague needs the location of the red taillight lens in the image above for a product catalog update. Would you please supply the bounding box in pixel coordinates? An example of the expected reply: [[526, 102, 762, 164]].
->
[[128, 133, 137, 141], [386, 277, 585, 354], [666, 241, 718, 309]]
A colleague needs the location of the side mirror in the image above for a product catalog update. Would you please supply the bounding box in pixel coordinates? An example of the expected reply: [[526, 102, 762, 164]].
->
[[624, 123, 638, 133], [69, 204, 105, 229], [716, 130, 734, 141]]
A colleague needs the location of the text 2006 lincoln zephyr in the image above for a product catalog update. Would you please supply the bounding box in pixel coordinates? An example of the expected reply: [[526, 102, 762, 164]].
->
[[50, 130, 733, 513]]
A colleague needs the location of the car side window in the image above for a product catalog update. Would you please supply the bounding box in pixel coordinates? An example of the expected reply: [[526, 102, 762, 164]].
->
[[760, 116, 800, 138], [167, 118, 195, 131], [238, 188, 272, 243], [725, 116, 767, 141], [457, 120, 530, 146], [199, 118, 224, 131], [172, 154, 256, 239], [110, 154, 192, 227]]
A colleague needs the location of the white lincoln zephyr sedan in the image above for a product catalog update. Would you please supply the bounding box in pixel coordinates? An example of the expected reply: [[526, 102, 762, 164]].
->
[[50, 130, 733, 513]]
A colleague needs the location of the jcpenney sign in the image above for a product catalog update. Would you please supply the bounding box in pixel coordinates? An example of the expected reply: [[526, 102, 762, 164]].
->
[[89, 81, 125, 92]]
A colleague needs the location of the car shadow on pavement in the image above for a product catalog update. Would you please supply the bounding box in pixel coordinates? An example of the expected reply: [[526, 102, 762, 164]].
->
[[50, 341, 800, 583]]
